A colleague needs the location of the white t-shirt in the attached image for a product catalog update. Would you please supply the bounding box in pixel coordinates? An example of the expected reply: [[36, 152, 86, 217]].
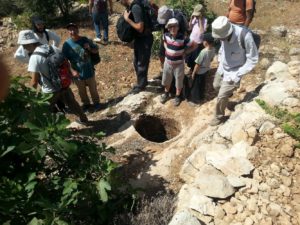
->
[[14, 29, 61, 64], [28, 44, 61, 94]]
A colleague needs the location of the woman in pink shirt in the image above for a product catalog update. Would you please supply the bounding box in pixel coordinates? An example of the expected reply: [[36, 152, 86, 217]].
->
[[186, 4, 208, 72]]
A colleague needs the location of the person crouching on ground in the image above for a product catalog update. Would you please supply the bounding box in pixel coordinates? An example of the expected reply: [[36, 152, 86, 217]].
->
[[189, 33, 215, 104], [160, 18, 195, 107]]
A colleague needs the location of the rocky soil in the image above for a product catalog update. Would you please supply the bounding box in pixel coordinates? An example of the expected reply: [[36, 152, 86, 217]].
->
[[1, 1, 300, 225]]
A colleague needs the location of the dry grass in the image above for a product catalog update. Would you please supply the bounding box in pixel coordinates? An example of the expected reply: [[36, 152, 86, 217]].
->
[[112, 192, 176, 225]]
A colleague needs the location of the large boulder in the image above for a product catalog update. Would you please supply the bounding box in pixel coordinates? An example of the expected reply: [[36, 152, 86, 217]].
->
[[265, 61, 292, 80], [168, 210, 202, 225]]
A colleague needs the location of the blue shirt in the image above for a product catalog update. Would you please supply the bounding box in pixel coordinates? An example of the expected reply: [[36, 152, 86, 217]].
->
[[62, 37, 98, 80]]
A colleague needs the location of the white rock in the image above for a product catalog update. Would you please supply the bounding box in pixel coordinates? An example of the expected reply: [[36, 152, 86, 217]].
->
[[288, 60, 300, 75], [177, 184, 216, 216], [282, 97, 300, 108], [265, 61, 291, 80], [259, 121, 276, 135], [193, 165, 235, 199], [267, 203, 282, 217], [168, 210, 201, 225], [245, 217, 254, 225], [259, 79, 299, 106], [227, 175, 246, 188]]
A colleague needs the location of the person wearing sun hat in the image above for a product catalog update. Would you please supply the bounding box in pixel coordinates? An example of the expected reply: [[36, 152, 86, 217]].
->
[[210, 16, 258, 126], [14, 16, 61, 64], [16, 29, 89, 125], [186, 4, 208, 73]]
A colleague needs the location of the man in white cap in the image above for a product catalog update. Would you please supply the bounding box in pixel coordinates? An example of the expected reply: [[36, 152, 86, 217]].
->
[[210, 16, 258, 126], [17, 30, 88, 125]]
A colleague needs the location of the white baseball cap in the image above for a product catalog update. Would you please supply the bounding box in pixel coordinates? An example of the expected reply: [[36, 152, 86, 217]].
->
[[212, 16, 233, 39], [17, 30, 39, 45], [166, 18, 179, 29]]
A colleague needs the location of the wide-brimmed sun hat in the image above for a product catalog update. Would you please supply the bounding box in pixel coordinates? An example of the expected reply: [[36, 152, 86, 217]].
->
[[192, 4, 204, 17], [212, 16, 233, 39], [157, 5, 172, 25], [17, 30, 39, 45]]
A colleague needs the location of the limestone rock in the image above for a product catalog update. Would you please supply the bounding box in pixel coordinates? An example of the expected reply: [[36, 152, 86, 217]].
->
[[177, 184, 216, 216], [259, 121, 276, 135], [260, 58, 272, 70], [271, 26, 287, 37], [289, 48, 300, 56], [259, 79, 298, 106], [193, 165, 235, 199], [265, 61, 291, 80], [267, 203, 282, 217], [168, 210, 202, 225], [279, 144, 294, 157], [115, 92, 153, 113], [288, 60, 300, 76], [227, 175, 246, 188]]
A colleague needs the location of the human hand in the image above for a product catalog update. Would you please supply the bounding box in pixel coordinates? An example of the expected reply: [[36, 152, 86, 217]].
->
[[71, 70, 80, 77], [124, 10, 131, 22]]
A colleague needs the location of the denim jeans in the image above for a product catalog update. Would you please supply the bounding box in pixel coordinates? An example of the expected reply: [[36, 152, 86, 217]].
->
[[92, 11, 109, 41]]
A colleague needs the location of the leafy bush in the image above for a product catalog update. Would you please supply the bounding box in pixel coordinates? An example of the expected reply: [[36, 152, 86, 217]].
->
[[151, 31, 162, 57], [0, 77, 133, 225], [256, 99, 300, 146], [166, 0, 216, 32]]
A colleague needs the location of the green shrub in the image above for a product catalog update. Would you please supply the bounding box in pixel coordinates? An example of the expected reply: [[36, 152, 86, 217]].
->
[[0, 77, 133, 225], [151, 31, 162, 57], [256, 99, 300, 146]]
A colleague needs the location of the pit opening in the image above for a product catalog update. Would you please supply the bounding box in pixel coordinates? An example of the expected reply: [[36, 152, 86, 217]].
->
[[134, 115, 180, 143]]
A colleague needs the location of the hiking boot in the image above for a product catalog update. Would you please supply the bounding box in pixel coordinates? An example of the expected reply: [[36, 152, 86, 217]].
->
[[209, 117, 223, 126], [82, 104, 91, 112], [160, 92, 170, 104], [93, 37, 102, 43], [173, 95, 181, 107]]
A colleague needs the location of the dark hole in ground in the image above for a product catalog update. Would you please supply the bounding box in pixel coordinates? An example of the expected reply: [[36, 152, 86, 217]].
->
[[134, 115, 180, 143]]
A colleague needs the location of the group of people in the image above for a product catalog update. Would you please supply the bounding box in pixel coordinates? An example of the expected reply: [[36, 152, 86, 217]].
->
[[13, 0, 259, 127]]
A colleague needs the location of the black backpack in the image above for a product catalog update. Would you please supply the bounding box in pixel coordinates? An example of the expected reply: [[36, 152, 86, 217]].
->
[[116, 15, 136, 42], [132, 0, 160, 32], [240, 28, 261, 50]]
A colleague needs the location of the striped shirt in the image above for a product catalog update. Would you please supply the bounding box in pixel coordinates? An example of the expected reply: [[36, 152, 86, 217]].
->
[[164, 33, 193, 65]]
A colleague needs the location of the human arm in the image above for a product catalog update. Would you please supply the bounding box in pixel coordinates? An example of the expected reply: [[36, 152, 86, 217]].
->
[[124, 6, 144, 33], [14, 46, 30, 64], [30, 72, 40, 89], [234, 32, 258, 82], [244, 0, 254, 27], [191, 64, 200, 80]]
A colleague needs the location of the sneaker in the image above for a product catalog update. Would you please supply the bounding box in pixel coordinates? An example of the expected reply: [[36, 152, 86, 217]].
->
[[209, 117, 223, 126], [94, 103, 101, 111], [82, 104, 91, 112], [160, 92, 170, 104], [93, 37, 102, 43], [173, 96, 181, 106]]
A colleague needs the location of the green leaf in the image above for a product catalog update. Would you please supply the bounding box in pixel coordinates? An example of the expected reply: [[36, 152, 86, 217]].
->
[[0, 146, 15, 157], [28, 217, 44, 225], [96, 179, 111, 202]]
